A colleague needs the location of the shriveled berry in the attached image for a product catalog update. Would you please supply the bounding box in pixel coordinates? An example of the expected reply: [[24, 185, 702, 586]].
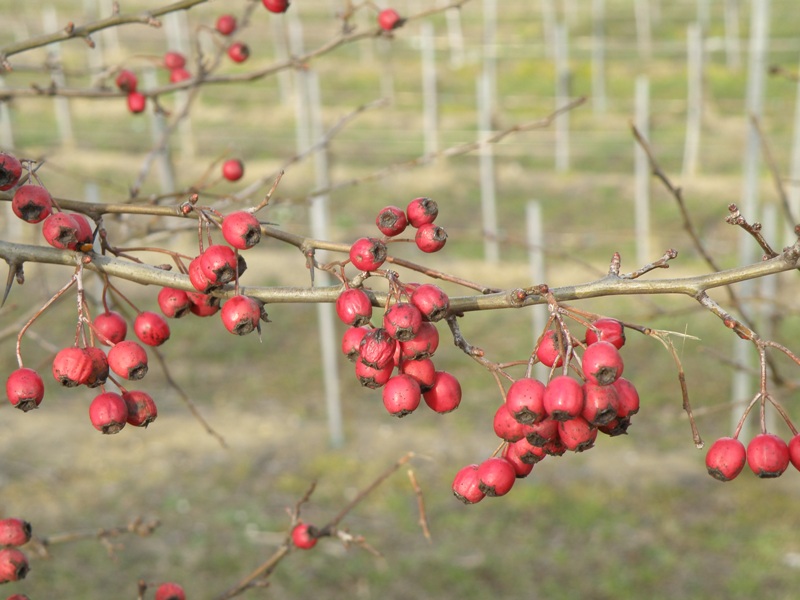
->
[[375, 205, 408, 236], [122, 390, 158, 427], [505, 377, 546, 425], [222, 158, 244, 181], [114, 69, 138, 93], [409, 283, 449, 322], [134, 311, 171, 346], [543, 375, 584, 422], [399, 321, 439, 360], [399, 357, 436, 392], [155, 582, 186, 600], [6, 368, 44, 412], [558, 416, 597, 452], [89, 392, 128, 434], [0, 548, 29, 583], [94, 310, 127, 344], [221, 295, 263, 335], [477, 457, 516, 497], [158, 287, 192, 319], [705, 436, 747, 481], [227, 41, 250, 63], [291, 522, 318, 550], [216, 14, 237, 35], [12, 184, 52, 223], [263, 0, 290, 12], [0, 518, 32, 546], [422, 370, 461, 414], [452, 464, 485, 504], [42, 212, 81, 250], [222, 210, 261, 250], [336, 288, 373, 327], [383, 302, 423, 342], [382, 374, 422, 417], [582, 341, 624, 386], [586, 317, 625, 349], [358, 328, 396, 370], [52, 347, 94, 387], [349, 237, 387, 271], [414, 223, 447, 253], [406, 197, 438, 227], [747, 433, 790, 478], [107, 340, 148, 380], [0, 151, 22, 191]]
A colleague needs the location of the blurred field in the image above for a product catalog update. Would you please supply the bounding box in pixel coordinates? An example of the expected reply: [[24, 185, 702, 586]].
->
[[3, 1, 800, 599]]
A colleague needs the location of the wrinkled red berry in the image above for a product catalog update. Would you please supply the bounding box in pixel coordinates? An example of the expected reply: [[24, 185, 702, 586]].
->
[[6, 368, 44, 412], [383, 302, 423, 342], [349, 237, 387, 271], [123, 390, 158, 427], [336, 288, 373, 327], [52, 347, 94, 387], [341, 326, 370, 362], [399, 321, 439, 360], [12, 184, 52, 223], [586, 317, 625, 349], [0, 151, 22, 191], [354, 360, 393, 389], [375, 205, 408, 237], [409, 283, 449, 322], [42, 212, 81, 250], [358, 328, 396, 370]]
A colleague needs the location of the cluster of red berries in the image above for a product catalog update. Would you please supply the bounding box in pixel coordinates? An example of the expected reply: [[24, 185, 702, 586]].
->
[[115, 68, 146, 114], [706, 432, 800, 481], [0, 518, 31, 586], [452, 318, 640, 504]]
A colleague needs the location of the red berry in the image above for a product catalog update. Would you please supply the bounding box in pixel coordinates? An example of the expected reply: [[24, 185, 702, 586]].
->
[[558, 416, 597, 452], [114, 69, 138, 93], [216, 14, 237, 36], [12, 184, 52, 223], [586, 317, 625, 349], [501, 443, 535, 478], [493, 403, 530, 443], [200, 244, 239, 286], [705, 436, 747, 482], [535, 329, 565, 368], [398, 357, 436, 392], [227, 41, 250, 63], [71, 213, 94, 248], [52, 347, 94, 387], [377, 8, 405, 31], [349, 237, 387, 271], [406, 197, 438, 227], [291, 523, 318, 550], [789, 434, 800, 472], [581, 381, 620, 426], [222, 210, 261, 249], [414, 223, 447, 253], [383, 302, 423, 342], [382, 374, 422, 417], [409, 284, 449, 322], [505, 377, 546, 425], [399, 321, 439, 360], [187, 292, 221, 317], [0, 151, 22, 191], [134, 311, 171, 346], [507, 436, 547, 465], [375, 205, 408, 237], [221, 295, 264, 335], [336, 288, 373, 327], [222, 158, 245, 182], [582, 341, 624, 385], [747, 433, 790, 478], [452, 464, 485, 504], [422, 370, 462, 413], [525, 416, 559, 447], [89, 392, 128, 434], [613, 377, 640, 418], [93, 310, 128, 345], [169, 67, 192, 83], [263, 0, 290, 13], [42, 212, 81, 250], [354, 360, 393, 389], [84, 346, 109, 388], [341, 326, 370, 362], [155, 582, 186, 600], [358, 328, 396, 370], [163, 51, 186, 70], [6, 368, 44, 412], [598, 416, 632, 437], [127, 91, 147, 113], [107, 340, 148, 380], [0, 548, 29, 583], [122, 390, 158, 427], [542, 375, 584, 422], [158, 287, 192, 319], [189, 255, 214, 293], [476, 457, 516, 497], [0, 518, 32, 546]]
